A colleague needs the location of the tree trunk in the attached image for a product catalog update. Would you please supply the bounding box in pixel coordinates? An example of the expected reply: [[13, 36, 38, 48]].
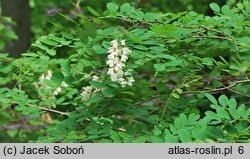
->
[[0, 0, 31, 58]]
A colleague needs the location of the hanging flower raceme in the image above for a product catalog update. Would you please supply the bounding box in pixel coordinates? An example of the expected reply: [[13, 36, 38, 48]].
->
[[80, 75, 102, 101], [106, 39, 135, 87]]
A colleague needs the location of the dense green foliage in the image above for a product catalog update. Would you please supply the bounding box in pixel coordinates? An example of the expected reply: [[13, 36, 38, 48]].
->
[[0, 1, 249, 143]]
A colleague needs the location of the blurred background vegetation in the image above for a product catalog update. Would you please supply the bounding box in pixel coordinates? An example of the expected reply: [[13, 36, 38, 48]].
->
[[0, 0, 238, 57], [0, 0, 242, 142]]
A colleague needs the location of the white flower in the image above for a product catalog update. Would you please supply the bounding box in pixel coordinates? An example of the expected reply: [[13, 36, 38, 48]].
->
[[106, 39, 135, 87], [121, 54, 128, 62], [36, 70, 54, 89], [121, 39, 126, 46], [118, 77, 125, 82], [61, 81, 68, 87], [122, 47, 131, 55], [53, 87, 62, 95], [39, 74, 45, 82], [110, 39, 119, 49], [127, 77, 135, 86], [80, 75, 104, 101], [92, 75, 99, 81], [124, 69, 132, 76], [84, 86, 93, 92], [39, 70, 53, 82], [80, 86, 93, 100], [32, 82, 39, 88], [128, 76, 135, 83], [46, 70, 52, 80]]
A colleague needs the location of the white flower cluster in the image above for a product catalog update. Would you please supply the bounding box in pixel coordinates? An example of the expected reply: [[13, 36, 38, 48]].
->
[[80, 75, 101, 100], [52, 81, 68, 95], [33, 70, 68, 96], [39, 70, 53, 83], [33, 70, 52, 88], [106, 39, 135, 87], [80, 86, 94, 101]]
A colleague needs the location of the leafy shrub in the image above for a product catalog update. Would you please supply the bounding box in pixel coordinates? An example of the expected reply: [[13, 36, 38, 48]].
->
[[161, 94, 249, 143], [0, 2, 249, 143]]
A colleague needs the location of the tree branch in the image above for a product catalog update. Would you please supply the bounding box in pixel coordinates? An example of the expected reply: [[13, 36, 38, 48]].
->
[[12, 102, 69, 116], [223, 85, 250, 98], [190, 35, 233, 41], [131, 94, 165, 108], [181, 25, 230, 37], [184, 79, 250, 97], [180, 25, 239, 52]]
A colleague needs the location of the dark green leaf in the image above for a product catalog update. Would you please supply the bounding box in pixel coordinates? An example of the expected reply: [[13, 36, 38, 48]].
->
[[87, 6, 100, 17], [144, 12, 157, 21], [209, 68, 221, 79], [89, 81, 106, 88], [179, 129, 192, 143], [83, 22, 97, 38], [107, 3, 119, 12], [88, 95, 102, 103], [153, 63, 165, 71], [205, 93, 218, 105], [221, 5, 233, 15], [210, 3, 220, 12], [102, 87, 114, 97], [218, 95, 228, 107], [120, 3, 132, 13]]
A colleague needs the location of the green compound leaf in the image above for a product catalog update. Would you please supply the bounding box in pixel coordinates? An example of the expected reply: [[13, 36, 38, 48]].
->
[[164, 129, 179, 143], [47, 49, 56, 56], [216, 109, 230, 120], [110, 130, 121, 143], [228, 98, 237, 108], [120, 3, 132, 13], [205, 93, 218, 105], [144, 12, 157, 21], [87, 6, 100, 17], [221, 5, 233, 16], [102, 87, 114, 97], [153, 63, 165, 72], [210, 3, 220, 12], [107, 3, 119, 12], [83, 22, 97, 38], [89, 81, 106, 88], [218, 95, 228, 107], [179, 129, 192, 143], [87, 95, 102, 103]]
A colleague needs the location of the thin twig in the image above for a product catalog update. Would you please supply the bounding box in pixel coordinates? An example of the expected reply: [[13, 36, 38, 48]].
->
[[92, 16, 132, 23], [12, 102, 68, 116], [180, 25, 238, 52], [180, 25, 230, 37], [191, 35, 233, 41], [107, 80, 250, 116], [223, 86, 250, 98], [31, 105, 68, 116], [131, 94, 165, 108], [184, 79, 250, 97], [103, 94, 165, 116]]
